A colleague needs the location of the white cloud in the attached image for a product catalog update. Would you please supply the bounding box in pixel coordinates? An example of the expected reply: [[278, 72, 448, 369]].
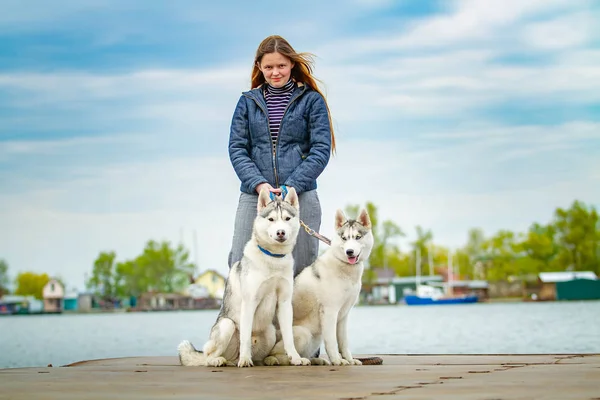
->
[[319, 46, 600, 122], [0, 68, 248, 102], [1, 2, 598, 130], [0, 134, 142, 157], [523, 11, 596, 50], [316, 0, 580, 58]]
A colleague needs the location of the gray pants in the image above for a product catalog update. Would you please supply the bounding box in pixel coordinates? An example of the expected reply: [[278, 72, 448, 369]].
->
[[228, 190, 322, 276]]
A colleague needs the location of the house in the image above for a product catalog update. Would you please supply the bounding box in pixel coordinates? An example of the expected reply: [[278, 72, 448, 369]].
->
[[360, 268, 397, 304], [0, 295, 44, 315], [194, 269, 226, 299], [63, 291, 79, 311], [538, 271, 599, 301], [138, 292, 191, 311], [185, 283, 210, 299], [441, 280, 490, 300], [42, 279, 65, 313], [77, 292, 94, 312], [136, 291, 218, 311]]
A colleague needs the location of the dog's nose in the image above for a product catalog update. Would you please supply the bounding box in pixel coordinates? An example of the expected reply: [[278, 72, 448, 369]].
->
[[346, 249, 354, 256], [277, 230, 286, 238]]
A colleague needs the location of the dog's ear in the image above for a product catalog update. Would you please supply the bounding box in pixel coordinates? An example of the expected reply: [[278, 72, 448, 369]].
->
[[284, 187, 299, 209], [335, 209, 346, 229], [358, 208, 372, 229], [257, 187, 271, 212]]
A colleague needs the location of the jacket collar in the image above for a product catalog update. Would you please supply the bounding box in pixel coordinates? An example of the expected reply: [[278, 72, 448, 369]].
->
[[243, 81, 307, 106], [250, 81, 305, 90]]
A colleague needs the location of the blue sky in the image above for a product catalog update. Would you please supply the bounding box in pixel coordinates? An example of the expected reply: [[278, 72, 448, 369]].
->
[[1, 0, 599, 291]]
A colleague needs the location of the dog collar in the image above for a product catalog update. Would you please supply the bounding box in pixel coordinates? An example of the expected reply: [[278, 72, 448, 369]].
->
[[257, 245, 286, 258]]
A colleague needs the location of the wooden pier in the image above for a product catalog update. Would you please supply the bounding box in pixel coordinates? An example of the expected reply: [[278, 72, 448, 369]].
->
[[1, 354, 598, 399]]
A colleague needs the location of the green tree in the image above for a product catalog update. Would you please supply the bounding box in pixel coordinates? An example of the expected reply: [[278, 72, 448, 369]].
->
[[453, 248, 472, 279], [88, 242, 196, 298], [464, 228, 485, 264], [114, 260, 141, 297], [87, 251, 118, 300], [0, 259, 9, 296], [387, 251, 412, 277], [14, 272, 50, 299], [112, 241, 195, 296], [447, 228, 485, 280], [133, 240, 193, 293], [481, 230, 521, 281], [552, 201, 599, 273], [521, 223, 559, 273], [410, 226, 433, 275]]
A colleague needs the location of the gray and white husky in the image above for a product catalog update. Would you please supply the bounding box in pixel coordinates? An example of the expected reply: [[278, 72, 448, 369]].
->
[[178, 187, 310, 368], [265, 208, 374, 366]]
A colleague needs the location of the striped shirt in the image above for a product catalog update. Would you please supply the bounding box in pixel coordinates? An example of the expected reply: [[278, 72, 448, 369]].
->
[[264, 79, 296, 153]]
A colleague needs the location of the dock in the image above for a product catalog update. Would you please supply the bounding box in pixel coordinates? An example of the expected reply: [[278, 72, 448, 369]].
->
[[1, 354, 598, 399]]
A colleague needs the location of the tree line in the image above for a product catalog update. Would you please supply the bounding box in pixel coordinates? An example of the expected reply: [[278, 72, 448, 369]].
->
[[1, 199, 597, 300], [0, 259, 59, 300], [0, 240, 194, 301], [85, 240, 195, 301], [350, 199, 599, 283]]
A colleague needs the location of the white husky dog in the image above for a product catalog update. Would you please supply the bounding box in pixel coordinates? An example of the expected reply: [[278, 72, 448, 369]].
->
[[178, 187, 310, 368], [265, 208, 374, 366]]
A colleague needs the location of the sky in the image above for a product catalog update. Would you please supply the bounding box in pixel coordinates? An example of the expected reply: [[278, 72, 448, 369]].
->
[[1, 0, 599, 291]]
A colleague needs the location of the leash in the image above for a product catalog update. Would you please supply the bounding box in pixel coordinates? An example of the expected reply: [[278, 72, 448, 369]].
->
[[356, 356, 384, 365], [300, 220, 331, 246], [268, 185, 332, 247]]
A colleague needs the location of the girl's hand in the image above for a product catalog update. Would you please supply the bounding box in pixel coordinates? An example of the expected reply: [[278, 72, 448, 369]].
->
[[255, 183, 282, 196]]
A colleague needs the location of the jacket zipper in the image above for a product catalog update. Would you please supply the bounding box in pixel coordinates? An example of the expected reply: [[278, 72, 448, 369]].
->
[[244, 85, 306, 189], [273, 86, 305, 188]]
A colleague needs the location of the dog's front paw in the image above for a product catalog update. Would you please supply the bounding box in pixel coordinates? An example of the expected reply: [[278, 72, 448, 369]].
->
[[237, 356, 254, 368], [263, 356, 280, 366], [310, 357, 331, 366], [289, 356, 311, 366], [330, 357, 350, 366], [206, 357, 227, 367], [348, 358, 362, 366]]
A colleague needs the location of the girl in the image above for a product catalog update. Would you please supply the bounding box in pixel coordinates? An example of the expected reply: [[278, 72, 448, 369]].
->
[[228, 35, 336, 276]]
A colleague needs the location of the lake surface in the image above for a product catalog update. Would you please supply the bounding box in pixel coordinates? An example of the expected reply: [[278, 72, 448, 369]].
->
[[1, 301, 599, 369]]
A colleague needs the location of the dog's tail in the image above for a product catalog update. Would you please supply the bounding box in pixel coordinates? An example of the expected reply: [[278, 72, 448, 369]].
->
[[177, 340, 206, 366]]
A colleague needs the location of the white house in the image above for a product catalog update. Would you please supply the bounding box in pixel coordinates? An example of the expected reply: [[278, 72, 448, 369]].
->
[[43, 279, 65, 313]]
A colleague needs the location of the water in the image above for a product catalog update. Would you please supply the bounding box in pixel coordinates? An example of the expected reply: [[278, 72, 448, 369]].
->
[[1, 301, 599, 369]]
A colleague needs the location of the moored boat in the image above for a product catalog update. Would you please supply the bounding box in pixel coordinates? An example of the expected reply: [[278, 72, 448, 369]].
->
[[404, 248, 479, 306], [404, 285, 479, 305]]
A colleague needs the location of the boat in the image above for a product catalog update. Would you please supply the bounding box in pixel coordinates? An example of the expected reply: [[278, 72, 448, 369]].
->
[[404, 247, 479, 306], [404, 284, 479, 305]]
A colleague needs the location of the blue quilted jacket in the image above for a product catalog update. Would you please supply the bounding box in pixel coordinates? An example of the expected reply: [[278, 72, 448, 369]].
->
[[228, 83, 332, 194]]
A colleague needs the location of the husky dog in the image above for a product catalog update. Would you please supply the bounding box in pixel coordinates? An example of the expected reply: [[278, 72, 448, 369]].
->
[[178, 187, 310, 368], [265, 209, 374, 366]]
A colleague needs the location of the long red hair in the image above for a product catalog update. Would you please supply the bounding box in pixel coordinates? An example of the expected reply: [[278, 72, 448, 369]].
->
[[251, 35, 336, 154]]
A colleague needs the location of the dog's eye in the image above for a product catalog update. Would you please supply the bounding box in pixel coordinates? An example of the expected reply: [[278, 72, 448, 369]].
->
[[268, 218, 274, 222], [356, 234, 362, 240], [285, 217, 291, 221], [341, 235, 347, 241]]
